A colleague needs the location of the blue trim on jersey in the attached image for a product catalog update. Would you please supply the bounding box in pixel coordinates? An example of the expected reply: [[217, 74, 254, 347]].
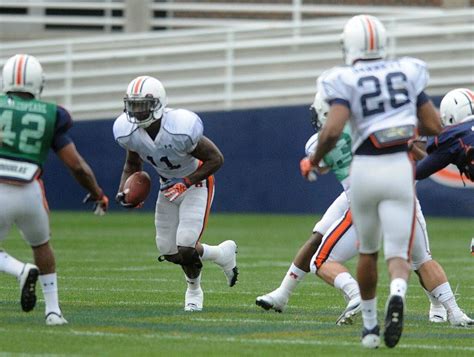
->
[[52, 106, 73, 152], [328, 98, 351, 109], [416, 91, 429, 108]]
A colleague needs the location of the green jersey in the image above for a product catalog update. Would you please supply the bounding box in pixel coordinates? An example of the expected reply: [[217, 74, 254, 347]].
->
[[0, 94, 57, 165], [305, 125, 352, 182]]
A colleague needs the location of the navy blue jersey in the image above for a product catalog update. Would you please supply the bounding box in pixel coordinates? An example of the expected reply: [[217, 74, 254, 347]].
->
[[416, 118, 474, 181]]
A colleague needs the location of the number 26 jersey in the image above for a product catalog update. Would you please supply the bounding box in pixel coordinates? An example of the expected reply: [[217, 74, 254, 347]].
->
[[113, 108, 203, 180], [317, 57, 429, 152]]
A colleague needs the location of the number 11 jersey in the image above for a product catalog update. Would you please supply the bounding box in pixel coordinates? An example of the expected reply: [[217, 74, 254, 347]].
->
[[317, 57, 429, 151], [113, 108, 203, 180]]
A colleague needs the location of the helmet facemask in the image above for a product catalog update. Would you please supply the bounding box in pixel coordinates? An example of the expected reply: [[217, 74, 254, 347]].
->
[[124, 94, 162, 128]]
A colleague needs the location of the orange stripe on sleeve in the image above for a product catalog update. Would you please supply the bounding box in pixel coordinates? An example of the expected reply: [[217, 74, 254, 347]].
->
[[315, 210, 352, 269]]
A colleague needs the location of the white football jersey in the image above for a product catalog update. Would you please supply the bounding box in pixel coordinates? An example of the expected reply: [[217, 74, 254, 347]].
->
[[113, 108, 203, 179], [317, 57, 429, 151]]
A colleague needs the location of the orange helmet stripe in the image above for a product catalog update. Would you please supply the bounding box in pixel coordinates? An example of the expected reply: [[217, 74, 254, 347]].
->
[[132, 76, 147, 95], [463, 89, 474, 101], [15, 55, 26, 86], [365, 16, 376, 51]]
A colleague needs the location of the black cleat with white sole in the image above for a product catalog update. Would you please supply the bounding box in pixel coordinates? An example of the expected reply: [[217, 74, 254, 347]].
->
[[384, 295, 404, 348], [19, 263, 39, 312]]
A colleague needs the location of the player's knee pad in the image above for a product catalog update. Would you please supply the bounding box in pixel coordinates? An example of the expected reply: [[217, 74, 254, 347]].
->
[[177, 246, 203, 270]]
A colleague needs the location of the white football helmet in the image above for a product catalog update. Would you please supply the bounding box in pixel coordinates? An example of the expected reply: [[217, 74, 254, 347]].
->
[[124, 76, 167, 128], [309, 92, 330, 132], [439, 88, 474, 126], [341, 15, 387, 65], [2, 54, 44, 98]]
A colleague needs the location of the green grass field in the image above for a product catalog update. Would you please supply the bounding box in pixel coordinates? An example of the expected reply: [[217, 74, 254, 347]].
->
[[1, 212, 473, 356]]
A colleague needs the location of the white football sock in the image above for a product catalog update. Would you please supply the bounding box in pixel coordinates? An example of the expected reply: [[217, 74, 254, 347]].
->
[[0, 251, 25, 278], [424, 288, 443, 308], [390, 278, 407, 298], [361, 297, 378, 329], [431, 282, 460, 315], [278, 263, 307, 297], [185, 273, 202, 291], [39, 273, 61, 315], [200, 244, 221, 262], [334, 272, 359, 301]]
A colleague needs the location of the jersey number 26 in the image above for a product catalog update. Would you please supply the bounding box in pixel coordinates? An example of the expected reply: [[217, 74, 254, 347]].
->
[[358, 71, 410, 117]]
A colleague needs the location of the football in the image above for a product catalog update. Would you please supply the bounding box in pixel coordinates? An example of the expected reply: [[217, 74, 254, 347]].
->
[[123, 171, 151, 206]]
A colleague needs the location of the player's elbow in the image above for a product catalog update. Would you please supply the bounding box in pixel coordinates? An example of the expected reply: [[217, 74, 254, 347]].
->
[[214, 151, 224, 169]]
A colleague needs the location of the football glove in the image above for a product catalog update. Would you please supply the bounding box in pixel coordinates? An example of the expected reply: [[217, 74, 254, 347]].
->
[[160, 177, 192, 202], [83, 191, 109, 216], [115, 189, 143, 209], [300, 157, 318, 181]]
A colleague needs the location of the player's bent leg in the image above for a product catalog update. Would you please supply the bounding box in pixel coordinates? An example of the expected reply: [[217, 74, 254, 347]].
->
[[199, 240, 239, 287], [178, 246, 204, 312], [0, 250, 39, 312], [19, 263, 39, 312], [418, 261, 473, 327], [317, 262, 361, 326], [256, 232, 322, 313]]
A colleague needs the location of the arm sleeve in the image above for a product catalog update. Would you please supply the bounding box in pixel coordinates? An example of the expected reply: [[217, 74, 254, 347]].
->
[[51, 106, 73, 152], [403, 57, 429, 96], [416, 91, 430, 108], [317, 68, 351, 109], [415, 151, 455, 180]]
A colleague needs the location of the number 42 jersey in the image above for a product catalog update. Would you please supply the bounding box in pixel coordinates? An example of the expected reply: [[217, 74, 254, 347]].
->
[[113, 108, 203, 180], [317, 57, 429, 152]]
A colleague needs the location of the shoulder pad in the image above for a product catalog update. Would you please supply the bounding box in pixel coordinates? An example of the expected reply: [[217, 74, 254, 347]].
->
[[113, 113, 137, 141], [162, 109, 203, 145]]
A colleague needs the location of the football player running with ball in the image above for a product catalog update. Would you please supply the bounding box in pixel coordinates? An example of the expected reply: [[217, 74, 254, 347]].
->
[[307, 15, 442, 348], [113, 76, 238, 311], [0, 54, 109, 325]]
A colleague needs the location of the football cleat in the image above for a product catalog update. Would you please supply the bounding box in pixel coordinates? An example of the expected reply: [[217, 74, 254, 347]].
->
[[336, 295, 361, 325], [361, 325, 380, 349], [256, 289, 288, 313], [429, 302, 447, 323], [216, 240, 239, 287], [448, 311, 474, 327], [19, 263, 39, 312], [184, 287, 203, 312], [384, 295, 404, 348], [45, 312, 68, 326]]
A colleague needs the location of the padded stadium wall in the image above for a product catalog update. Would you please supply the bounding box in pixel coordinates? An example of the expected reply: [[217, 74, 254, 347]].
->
[[42, 98, 474, 217]]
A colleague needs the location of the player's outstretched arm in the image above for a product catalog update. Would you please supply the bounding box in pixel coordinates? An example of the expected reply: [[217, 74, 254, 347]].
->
[[56, 142, 109, 214]]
